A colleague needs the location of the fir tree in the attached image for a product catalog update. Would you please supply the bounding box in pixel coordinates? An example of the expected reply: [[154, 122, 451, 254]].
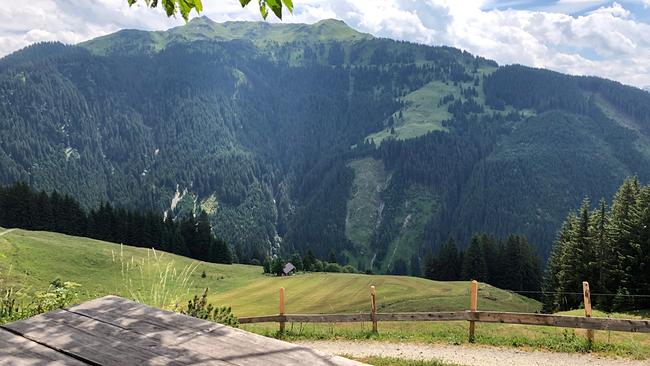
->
[[462, 236, 488, 281], [290, 253, 303, 271], [637, 186, 650, 308], [435, 238, 462, 280], [303, 249, 316, 272], [602, 178, 640, 310], [328, 249, 338, 264], [263, 256, 271, 274]]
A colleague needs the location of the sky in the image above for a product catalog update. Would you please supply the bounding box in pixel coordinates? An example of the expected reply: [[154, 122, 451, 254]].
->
[[1, 0, 650, 89]]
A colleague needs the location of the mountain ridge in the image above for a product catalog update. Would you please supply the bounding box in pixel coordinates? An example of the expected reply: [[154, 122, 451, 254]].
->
[[81, 17, 373, 56]]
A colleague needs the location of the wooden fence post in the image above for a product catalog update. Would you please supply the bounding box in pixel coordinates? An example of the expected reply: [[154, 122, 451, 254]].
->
[[469, 280, 478, 343], [370, 285, 377, 333], [583, 281, 593, 347], [279, 287, 285, 333]]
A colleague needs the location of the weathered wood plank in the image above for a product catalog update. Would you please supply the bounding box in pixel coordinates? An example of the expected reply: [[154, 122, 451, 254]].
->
[[4, 310, 209, 366], [68, 295, 222, 334], [241, 312, 467, 323], [375, 312, 467, 322], [285, 314, 372, 323], [0, 328, 89, 366], [67, 296, 368, 366], [239, 315, 284, 324], [66, 297, 316, 365], [467, 311, 650, 333]]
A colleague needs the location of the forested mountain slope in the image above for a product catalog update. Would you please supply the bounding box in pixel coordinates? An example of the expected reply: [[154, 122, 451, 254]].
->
[[1, 17, 650, 274]]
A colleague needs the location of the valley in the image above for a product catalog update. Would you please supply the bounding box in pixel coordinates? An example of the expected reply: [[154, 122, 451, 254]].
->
[[2, 2, 650, 365], [3, 18, 650, 273]]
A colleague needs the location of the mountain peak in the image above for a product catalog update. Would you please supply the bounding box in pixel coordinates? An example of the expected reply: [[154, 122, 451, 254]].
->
[[314, 18, 350, 27], [188, 15, 216, 26]]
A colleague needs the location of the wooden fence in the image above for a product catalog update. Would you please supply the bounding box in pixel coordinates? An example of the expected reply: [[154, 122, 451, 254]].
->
[[239, 281, 650, 343]]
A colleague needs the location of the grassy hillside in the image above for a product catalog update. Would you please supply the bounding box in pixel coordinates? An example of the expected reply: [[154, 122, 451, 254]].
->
[[0, 228, 539, 315], [366, 80, 453, 144], [210, 272, 538, 316], [0, 228, 260, 307], [3, 228, 650, 359]]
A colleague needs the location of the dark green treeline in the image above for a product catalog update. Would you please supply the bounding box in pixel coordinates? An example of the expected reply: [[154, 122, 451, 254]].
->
[[0, 182, 232, 264], [423, 234, 542, 296]]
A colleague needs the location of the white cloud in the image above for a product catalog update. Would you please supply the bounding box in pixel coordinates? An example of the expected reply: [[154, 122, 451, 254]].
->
[[1, 0, 650, 87]]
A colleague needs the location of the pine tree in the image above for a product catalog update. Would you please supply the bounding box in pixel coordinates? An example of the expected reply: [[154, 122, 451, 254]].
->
[[410, 254, 421, 277], [436, 238, 462, 280], [290, 253, 303, 271], [210, 238, 233, 264], [602, 178, 640, 310], [271, 256, 285, 276], [195, 211, 213, 261], [500, 235, 525, 291], [423, 249, 437, 280], [543, 213, 575, 312], [263, 256, 271, 273], [164, 216, 190, 257], [328, 249, 338, 264], [519, 236, 542, 296], [590, 198, 609, 306], [634, 185, 650, 308], [180, 214, 198, 258], [478, 235, 498, 285], [462, 236, 488, 281], [556, 211, 585, 309], [303, 249, 316, 272], [557, 198, 594, 308]]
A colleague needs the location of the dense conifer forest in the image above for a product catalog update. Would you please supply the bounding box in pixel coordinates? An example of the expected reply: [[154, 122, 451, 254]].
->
[[0, 182, 233, 264], [423, 235, 542, 296], [2, 18, 650, 273], [543, 177, 650, 312]]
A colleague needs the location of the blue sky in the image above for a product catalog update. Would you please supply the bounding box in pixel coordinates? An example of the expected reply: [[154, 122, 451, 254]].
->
[[1, 0, 649, 88]]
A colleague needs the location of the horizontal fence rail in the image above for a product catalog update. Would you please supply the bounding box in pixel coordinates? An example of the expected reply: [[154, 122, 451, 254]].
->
[[238, 281, 650, 345], [470, 311, 650, 332], [240, 311, 650, 333]]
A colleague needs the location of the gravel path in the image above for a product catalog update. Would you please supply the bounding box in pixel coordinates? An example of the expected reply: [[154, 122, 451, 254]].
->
[[295, 340, 647, 366]]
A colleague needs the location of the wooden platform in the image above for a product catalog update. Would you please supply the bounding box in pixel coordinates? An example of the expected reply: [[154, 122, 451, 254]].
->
[[0, 295, 366, 366]]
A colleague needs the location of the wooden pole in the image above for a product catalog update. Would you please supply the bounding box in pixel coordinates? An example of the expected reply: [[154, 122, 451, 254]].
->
[[370, 285, 377, 332], [583, 281, 593, 346], [279, 287, 285, 333], [469, 280, 478, 343]]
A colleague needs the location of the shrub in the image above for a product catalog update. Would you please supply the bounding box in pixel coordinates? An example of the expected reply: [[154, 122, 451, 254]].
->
[[342, 265, 357, 274], [1, 280, 81, 324], [323, 263, 342, 273], [180, 288, 238, 327], [313, 260, 324, 272]]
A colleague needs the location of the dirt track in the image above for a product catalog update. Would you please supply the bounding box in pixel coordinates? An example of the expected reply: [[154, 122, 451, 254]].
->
[[296, 340, 647, 366]]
